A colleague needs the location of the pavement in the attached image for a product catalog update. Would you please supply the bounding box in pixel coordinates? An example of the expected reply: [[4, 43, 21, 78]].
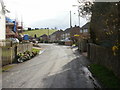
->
[[1, 43, 100, 88]]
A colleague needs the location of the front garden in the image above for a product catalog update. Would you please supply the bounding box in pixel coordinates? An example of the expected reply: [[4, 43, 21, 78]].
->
[[16, 48, 40, 63]]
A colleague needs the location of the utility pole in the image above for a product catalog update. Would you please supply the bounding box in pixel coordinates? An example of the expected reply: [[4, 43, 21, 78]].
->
[[78, 10, 80, 27], [72, 5, 80, 27], [21, 21, 23, 33], [70, 11, 72, 28], [21, 17, 23, 33], [0, 0, 6, 40], [48, 29, 49, 42]]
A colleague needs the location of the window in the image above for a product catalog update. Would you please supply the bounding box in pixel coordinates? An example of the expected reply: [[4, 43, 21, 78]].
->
[[84, 29, 88, 32], [80, 30, 82, 33], [67, 33, 70, 36]]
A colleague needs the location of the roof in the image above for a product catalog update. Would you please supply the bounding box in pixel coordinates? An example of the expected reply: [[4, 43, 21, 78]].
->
[[81, 22, 90, 29], [40, 34, 48, 37], [64, 28, 71, 33], [51, 30, 64, 36], [6, 17, 14, 23]]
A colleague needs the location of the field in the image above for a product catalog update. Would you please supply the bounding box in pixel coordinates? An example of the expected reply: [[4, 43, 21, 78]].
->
[[23, 29, 56, 37]]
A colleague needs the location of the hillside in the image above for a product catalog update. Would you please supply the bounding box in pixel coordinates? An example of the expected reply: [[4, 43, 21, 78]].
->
[[23, 29, 56, 37]]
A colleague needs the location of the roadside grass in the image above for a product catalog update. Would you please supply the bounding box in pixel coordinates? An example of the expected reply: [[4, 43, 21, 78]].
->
[[32, 48, 41, 53], [23, 29, 56, 37], [1, 65, 15, 72], [89, 64, 120, 88]]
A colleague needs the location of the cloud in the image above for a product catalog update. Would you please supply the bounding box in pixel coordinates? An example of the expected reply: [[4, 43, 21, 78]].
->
[[4, 0, 87, 29]]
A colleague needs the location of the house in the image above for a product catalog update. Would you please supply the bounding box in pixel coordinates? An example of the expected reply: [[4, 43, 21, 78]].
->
[[61, 25, 80, 43], [50, 32, 56, 42], [60, 28, 74, 46], [70, 25, 80, 37], [55, 30, 64, 41], [78, 22, 90, 52], [6, 17, 19, 38], [70, 25, 80, 43], [50, 30, 64, 42], [40, 34, 48, 41], [0, 0, 6, 40], [63, 28, 71, 40], [79, 22, 90, 39]]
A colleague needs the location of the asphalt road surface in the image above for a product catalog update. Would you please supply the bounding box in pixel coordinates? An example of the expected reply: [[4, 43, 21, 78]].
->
[[2, 44, 100, 88]]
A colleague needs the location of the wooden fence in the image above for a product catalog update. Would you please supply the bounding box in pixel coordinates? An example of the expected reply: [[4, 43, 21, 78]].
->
[[87, 43, 120, 78], [78, 39, 88, 52]]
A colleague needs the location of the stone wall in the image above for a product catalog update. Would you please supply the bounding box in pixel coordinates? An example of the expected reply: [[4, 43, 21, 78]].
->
[[17, 43, 33, 54], [1, 43, 33, 66]]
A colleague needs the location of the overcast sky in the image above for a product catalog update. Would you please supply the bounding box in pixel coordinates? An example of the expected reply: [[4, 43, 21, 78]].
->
[[4, 0, 88, 30]]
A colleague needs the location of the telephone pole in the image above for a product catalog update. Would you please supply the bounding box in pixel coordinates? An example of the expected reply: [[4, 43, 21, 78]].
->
[[72, 5, 80, 27], [70, 11, 72, 28], [78, 10, 80, 27], [21, 15, 23, 33]]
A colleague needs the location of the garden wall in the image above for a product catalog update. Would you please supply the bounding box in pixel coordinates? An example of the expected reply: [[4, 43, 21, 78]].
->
[[17, 43, 33, 54], [1, 43, 33, 66]]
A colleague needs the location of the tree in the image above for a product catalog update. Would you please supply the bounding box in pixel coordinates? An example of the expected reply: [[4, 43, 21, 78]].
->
[[34, 34, 37, 38], [90, 2, 119, 47], [35, 28, 39, 30], [54, 27, 57, 30], [28, 28, 32, 30], [47, 28, 49, 29], [78, 0, 119, 48], [78, 0, 93, 20]]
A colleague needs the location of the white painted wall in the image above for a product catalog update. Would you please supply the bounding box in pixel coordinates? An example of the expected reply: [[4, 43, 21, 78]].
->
[[0, 0, 6, 40]]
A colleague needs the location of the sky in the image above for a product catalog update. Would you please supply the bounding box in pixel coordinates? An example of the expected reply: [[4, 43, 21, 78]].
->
[[4, 0, 88, 30]]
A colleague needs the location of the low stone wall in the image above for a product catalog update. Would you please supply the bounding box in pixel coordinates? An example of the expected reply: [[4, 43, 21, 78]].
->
[[1, 43, 33, 66], [17, 43, 33, 54], [1, 46, 15, 66], [88, 43, 120, 78]]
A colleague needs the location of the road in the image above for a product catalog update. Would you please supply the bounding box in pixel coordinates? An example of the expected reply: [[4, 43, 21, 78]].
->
[[2, 44, 100, 88]]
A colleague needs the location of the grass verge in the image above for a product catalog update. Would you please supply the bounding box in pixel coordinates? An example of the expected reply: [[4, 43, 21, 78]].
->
[[89, 64, 120, 88], [1, 65, 15, 72], [32, 48, 41, 54]]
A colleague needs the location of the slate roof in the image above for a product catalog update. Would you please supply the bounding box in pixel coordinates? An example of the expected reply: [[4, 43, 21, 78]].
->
[[51, 30, 64, 36], [64, 28, 71, 33], [81, 22, 90, 29], [40, 34, 48, 37]]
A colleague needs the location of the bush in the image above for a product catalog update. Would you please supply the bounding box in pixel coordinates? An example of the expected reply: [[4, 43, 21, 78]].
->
[[44, 40, 48, 43], [58, 41, 65, 45]]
